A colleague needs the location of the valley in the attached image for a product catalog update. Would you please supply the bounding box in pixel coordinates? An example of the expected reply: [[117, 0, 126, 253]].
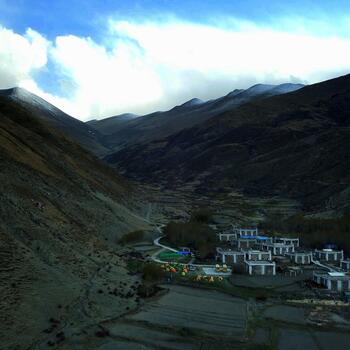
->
[[1, 74, 350, 350]]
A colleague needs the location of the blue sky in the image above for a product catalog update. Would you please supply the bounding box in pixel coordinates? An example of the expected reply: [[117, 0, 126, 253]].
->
[[2, 0, 350, 38], [1, 0, 350, 120]]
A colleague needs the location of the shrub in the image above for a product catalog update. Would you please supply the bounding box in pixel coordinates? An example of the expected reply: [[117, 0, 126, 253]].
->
[[118, 230, 145, 245], [142, 263, 164, 283], [190, 208, 214, 223]]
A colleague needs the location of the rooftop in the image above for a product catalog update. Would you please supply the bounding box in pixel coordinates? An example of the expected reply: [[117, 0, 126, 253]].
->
[[262, 242, 291, 247], [216, 247, 244, 254], [288, 251, 312, 255], [238, 235, 268, 240], [314, 271, 350, 280], [315, 248, 343, 253], [328, 272, 345, 277], [245, 260, 275, 266]]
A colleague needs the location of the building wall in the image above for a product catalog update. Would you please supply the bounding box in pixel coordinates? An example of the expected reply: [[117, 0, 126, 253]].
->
[[238, 240, 257, 249], [293, 254, 311, 264], [220, 253, 245, 265], [313, 274, 350, 292], [246, 264, 275, 275], [341, 261, 350, 270]]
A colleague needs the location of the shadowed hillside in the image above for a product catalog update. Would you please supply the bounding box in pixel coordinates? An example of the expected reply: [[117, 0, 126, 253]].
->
[[89, 83, 303, 153], [0, 96, 149, 348], [0, 88, 111, 156], [105, 74, 350, 214]]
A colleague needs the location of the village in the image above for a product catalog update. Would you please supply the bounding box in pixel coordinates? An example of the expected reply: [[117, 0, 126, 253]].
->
[[151, 224, 350, 302]]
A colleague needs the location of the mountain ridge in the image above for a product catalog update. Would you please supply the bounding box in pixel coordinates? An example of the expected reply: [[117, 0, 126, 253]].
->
[[89, 82, 304, 153], [0, 87, 111, 156], [105, 73, 350, 213]]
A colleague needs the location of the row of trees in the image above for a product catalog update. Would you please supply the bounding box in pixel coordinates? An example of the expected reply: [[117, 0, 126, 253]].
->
[[260, 212, 350, 253], [163, 221, 217, 259]]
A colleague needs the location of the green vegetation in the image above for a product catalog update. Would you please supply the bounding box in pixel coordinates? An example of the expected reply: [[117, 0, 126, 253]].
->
[[126, 259, 144, 273], [142, 263, 165, 283], [118, 230, 145, 245], [137, 263, 165, 298], [163, 221, 217, 259], [157, 251, 191, 263], [261, 212, 350, 253], [190, 208, 214, 223]]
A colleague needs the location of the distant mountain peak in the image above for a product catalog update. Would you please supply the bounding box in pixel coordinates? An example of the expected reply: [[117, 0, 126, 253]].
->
[[180, 98, 204, 108], [0, 86, 58, 113], [226, 89, 245, 98], [245, 84, 276, 94]]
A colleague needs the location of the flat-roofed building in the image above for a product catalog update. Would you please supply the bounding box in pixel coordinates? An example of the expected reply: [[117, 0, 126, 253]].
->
[[274, 237, 300, 247], [236, 237, 258, 250], [245, 260, 276, 275], [216, 247, 245, 265], [340, 260, 350, 270], [218, 232, 237, 242], [313, 271, 350, 292], [287, 251, 313, 264], [244, 250, 272, 261], [261, 242, 295, 256], [233, 225, 258, 237], [314, 249, 343, 262]]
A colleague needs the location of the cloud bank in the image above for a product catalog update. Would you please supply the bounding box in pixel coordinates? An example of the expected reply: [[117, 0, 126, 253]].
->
[[1, 17, 350, 120]]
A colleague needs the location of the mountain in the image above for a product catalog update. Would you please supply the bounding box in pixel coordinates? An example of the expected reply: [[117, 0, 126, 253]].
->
[[87, 112, 138, 136], [0, 87, 110, 156], [105, 74, 350, 213], [0, 95, 149, 347], [88, 83, 304, 153]]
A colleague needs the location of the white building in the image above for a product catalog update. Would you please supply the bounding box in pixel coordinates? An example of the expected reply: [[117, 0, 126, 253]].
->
[[216, 247, 245, 265], [287, 251, 313, 265], [233, 225, 258, 237], [314, 249, 343, 262], [340, 260, 350, 270], [261, 242, 295, 256], [244, 250, 272, 261], [274, 237, 300, 247], [313, 271, 350, 292], [236, 237, 258, 250], [218, 232, 237, 242], [245, 260, 276, 275]]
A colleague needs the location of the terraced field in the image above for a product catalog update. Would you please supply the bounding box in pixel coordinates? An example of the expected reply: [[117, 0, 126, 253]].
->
[[93, 285, 248, 349], [128, 285, 247, 337]]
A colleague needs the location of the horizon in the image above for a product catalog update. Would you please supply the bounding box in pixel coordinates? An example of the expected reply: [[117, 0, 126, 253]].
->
[[3, 79, 313, 122], [1, 0, 350, 120]]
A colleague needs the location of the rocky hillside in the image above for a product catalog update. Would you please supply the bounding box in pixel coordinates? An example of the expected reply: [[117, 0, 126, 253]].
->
[[0, 95, 149, 349], [0, 88, 111, 156], [106, 74, 350, 214], [89, 83, 303, 153]]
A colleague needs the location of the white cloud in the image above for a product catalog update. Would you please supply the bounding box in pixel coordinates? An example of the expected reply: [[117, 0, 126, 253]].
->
[[0, 27, 49, 87], [1, 17, 350, 120]]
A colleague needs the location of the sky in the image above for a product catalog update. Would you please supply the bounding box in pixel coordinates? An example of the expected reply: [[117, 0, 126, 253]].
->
[[1, 1, 350, 121]]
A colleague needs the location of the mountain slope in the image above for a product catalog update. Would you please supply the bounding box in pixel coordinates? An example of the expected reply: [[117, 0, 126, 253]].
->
[[89, 83, 304, 153], [87, 113, 138, 135], [0, 87, 110, 156], [105, 74, 350, 213], [0, 96, 149, 348]]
